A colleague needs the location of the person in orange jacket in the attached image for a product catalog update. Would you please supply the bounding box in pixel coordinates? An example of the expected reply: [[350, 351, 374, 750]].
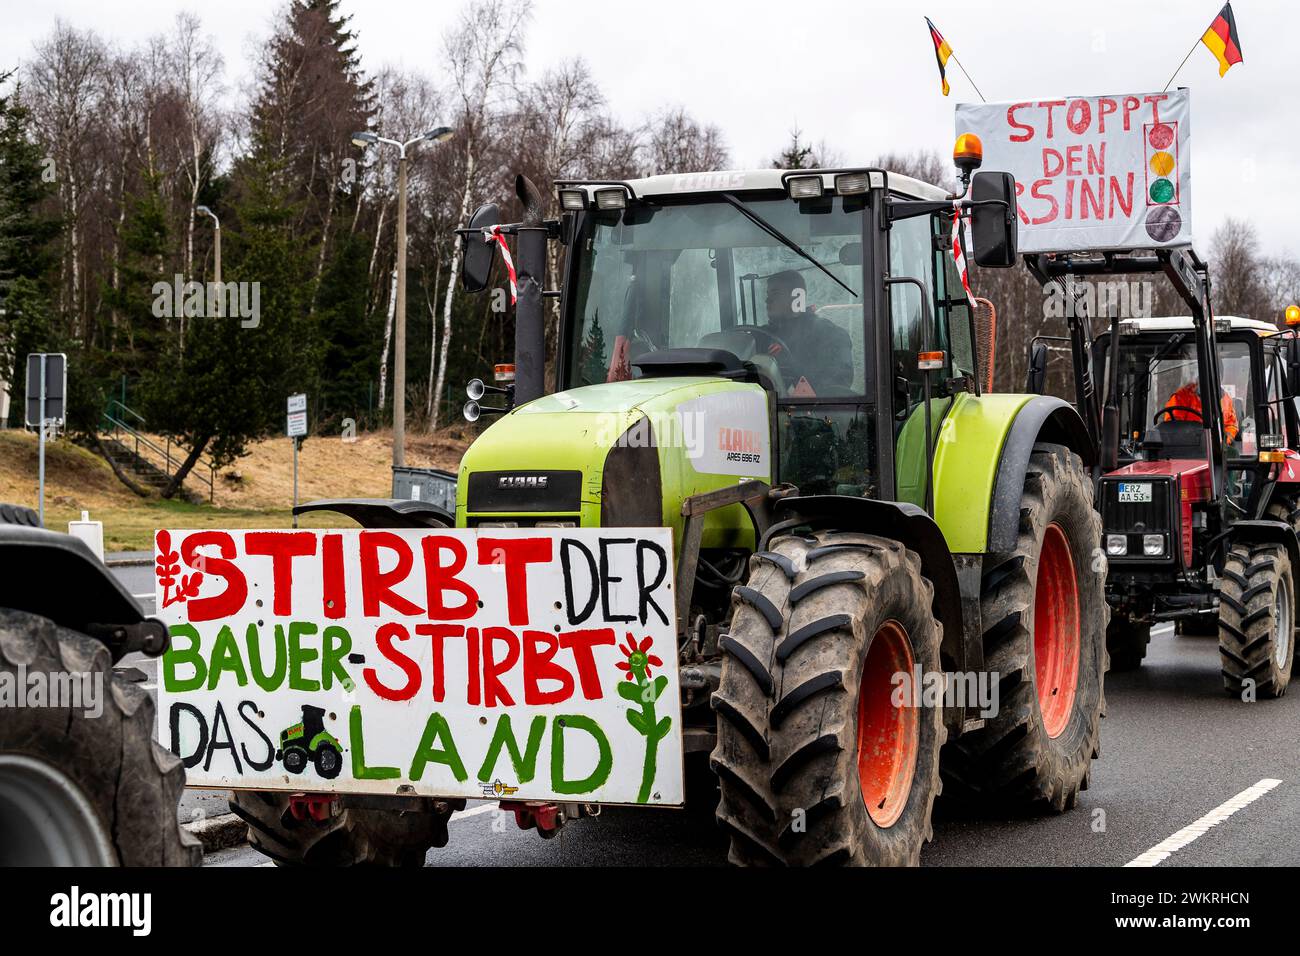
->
[[1164, 380, 1239, 442]]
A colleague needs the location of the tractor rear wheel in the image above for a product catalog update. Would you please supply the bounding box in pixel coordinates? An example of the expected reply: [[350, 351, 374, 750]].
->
[[0, 607, 200, 866], [229, 791, 455, 867], [711, 531, 944, 866], [1106, 613, 1150, 671], [943, 443, 1107, 812], [1219, 542, 1294, 699]]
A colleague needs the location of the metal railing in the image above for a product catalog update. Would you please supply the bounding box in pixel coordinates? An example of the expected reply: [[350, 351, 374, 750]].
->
[[101, 399, 215, 503]]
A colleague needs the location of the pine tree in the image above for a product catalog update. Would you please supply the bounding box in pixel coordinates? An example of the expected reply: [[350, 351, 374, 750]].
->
[[0, 73, 61, 427]]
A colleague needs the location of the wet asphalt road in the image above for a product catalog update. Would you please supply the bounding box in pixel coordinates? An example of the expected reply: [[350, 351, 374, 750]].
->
[[111, 559, 1300, 867]]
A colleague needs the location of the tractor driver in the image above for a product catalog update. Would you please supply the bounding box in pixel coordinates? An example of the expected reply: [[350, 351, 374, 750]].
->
[[763, 270, 853, 393], [1163, 378, 1239, 443]]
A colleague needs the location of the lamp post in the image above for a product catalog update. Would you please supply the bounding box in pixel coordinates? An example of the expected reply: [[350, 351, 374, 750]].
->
[[352, 126, 454, 468], [196, 205, 220, 284]]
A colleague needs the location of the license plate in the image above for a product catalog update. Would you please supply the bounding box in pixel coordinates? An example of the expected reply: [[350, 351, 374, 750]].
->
[[1118, 482, 1152, 503]]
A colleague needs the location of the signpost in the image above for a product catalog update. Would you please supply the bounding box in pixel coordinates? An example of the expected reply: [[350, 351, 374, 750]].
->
[[955, 89, 1191, 252], [287, 393, 307, 528], [25, 353, 67, 527]]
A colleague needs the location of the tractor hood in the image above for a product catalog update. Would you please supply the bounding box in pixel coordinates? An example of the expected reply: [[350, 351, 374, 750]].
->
[[456, 376, 771, 550]]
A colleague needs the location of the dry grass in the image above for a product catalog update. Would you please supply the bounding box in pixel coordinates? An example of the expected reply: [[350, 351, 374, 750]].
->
[[0, 426, 471, 552]]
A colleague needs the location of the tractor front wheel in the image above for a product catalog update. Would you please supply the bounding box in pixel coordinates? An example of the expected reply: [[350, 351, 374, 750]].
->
[[711, 531, 944, 866], [228, 791, 456, 867], [1219, 543, 1295, 699], [943, 443, 1107, 812]]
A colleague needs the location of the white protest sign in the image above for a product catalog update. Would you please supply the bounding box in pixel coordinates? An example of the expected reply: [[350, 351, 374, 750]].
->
[[155, 527, 683, 805], [956, 89, 1191, 253]]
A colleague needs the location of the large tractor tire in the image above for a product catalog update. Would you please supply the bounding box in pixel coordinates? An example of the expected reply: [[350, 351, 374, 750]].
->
[[228, 790, 455, 867], [943, 443, 1107, 812], [1218, 542, 1294, 699], [1106, 614, 1150, 671], [711, 531, 945, 866], [0, 606, 200, 866]]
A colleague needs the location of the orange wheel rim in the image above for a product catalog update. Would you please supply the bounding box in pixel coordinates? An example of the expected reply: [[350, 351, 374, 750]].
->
[[856, 620, 918, 828], [1034, 522, 1081, 738]]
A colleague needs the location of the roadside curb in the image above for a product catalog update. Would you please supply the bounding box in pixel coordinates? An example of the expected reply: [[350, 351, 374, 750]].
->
[[183, 812, 248, 853], [106, 556, 152, 567]]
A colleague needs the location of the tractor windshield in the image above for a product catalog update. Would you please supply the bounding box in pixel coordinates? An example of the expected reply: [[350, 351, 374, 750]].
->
[[1106, 336, 1257, 459], [566, 194, 866, 398]]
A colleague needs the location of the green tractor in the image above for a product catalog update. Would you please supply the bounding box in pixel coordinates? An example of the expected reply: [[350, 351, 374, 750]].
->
[[277, 705, 344, 780], [251, 138, 1108, 867]]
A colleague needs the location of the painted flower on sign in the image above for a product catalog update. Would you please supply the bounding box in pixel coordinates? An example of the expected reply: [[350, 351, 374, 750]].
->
[[616, 634, 663, 681]]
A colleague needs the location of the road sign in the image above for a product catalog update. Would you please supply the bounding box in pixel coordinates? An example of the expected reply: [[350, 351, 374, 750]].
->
[[287, 394, 307, 527], [25, 352, 66, 427]]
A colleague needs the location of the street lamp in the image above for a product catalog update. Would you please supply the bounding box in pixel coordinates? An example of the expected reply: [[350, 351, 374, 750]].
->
[[196, 205, 221, 310], [352, 125, 455, 469]]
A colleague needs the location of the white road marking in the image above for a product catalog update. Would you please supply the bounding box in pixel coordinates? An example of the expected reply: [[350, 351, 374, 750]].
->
[[1125, 778, 1283, 867], [132, 592, 155, 600]]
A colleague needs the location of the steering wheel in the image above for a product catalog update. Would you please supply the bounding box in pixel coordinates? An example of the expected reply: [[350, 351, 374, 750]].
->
[[731, 326, 797, 377], [1155, 405, 1203, 424]]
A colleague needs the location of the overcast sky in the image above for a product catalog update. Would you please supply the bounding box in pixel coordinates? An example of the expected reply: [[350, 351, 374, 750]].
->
[[2, 0, 1294, 257]]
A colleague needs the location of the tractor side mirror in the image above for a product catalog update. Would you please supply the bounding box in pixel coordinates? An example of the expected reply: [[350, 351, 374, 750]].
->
[[460, 202, 501, 293], [1287, 336, 1300, 397], [1101, 405, 1120, 471], [970, 171, 1018, 268], [1025, 341, 1048, 395]]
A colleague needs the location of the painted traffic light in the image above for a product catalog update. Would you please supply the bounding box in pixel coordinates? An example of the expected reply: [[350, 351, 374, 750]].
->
[[1143, 118, 1182, 242]]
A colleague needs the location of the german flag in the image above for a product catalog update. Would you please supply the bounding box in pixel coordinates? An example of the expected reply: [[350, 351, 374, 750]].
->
[[926, 17, 953, 97], [1201, 3, 1243, 77]]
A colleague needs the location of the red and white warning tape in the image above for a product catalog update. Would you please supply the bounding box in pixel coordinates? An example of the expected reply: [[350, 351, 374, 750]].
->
[[951, 200, 974, 305], [485, 226, 517, 305]]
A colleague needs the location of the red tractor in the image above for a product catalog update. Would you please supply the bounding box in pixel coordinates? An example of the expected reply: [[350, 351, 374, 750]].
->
[[1028, 248, 1300, 697]]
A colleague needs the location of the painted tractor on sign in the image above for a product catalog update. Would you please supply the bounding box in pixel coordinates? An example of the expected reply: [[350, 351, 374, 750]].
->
[[240, 136, 1109, 867], [1027, 248, 1300, 696], [278, 705, 344, 779]]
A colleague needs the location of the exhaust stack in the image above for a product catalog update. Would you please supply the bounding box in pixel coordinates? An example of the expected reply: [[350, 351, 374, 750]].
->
[[513, 174, 547, 405]]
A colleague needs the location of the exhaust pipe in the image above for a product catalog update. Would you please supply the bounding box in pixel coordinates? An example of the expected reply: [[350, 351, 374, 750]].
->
[[513, 174, 547, 404]]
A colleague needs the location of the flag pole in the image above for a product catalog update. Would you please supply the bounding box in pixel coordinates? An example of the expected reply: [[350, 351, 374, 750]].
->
[[1162, 38, 1200, 92], [949, 51, 987, 102]]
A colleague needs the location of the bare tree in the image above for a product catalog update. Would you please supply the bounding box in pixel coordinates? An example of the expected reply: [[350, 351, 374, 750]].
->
[[642, 106, 729, 175], [23, 20, 108, 336], [169, 13, 224, 282], [432, 0, 532, 431], [1210, 217, 1268, 319]]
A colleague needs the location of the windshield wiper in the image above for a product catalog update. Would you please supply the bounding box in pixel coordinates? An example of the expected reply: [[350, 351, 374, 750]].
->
[[720, 192, 857, 297]]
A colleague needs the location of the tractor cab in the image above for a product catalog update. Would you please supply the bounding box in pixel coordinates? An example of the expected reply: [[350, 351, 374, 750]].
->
[[1097, 314, 1289, 510]]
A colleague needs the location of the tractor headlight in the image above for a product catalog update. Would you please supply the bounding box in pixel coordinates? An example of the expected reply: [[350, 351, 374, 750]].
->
[[1106, 534, 1128, 556], [594, 188, 626, 210], [787, 175, 824, 199], [1143, 534, 1165, 557], [559, 188, 587, 211], [834, 172, 870, 195]]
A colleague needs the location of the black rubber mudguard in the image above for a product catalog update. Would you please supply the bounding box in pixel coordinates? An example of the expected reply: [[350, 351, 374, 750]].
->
[[0, 523, 145, 637], [293, 498, 454, 529]]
